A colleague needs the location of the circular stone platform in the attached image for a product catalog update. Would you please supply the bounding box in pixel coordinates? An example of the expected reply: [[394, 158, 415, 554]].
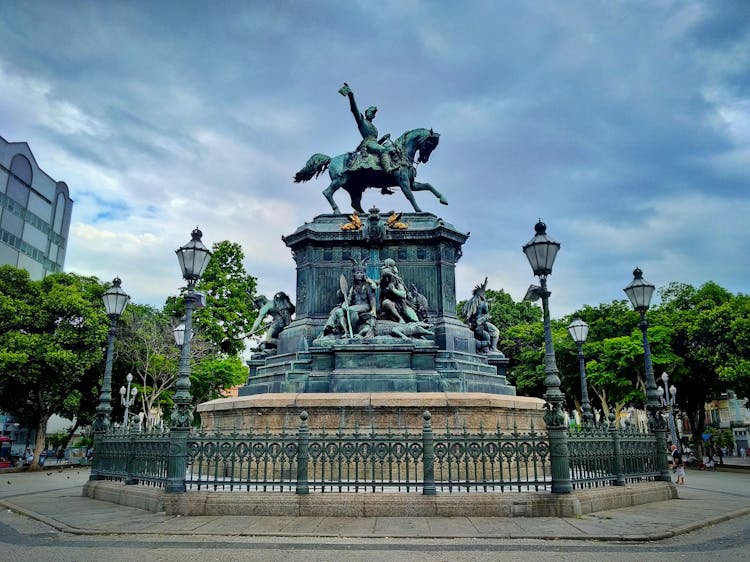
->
[[198, 392, 545, 432]]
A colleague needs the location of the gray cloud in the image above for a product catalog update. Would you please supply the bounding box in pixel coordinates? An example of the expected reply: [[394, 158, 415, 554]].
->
[[0, 0, 748, 315]]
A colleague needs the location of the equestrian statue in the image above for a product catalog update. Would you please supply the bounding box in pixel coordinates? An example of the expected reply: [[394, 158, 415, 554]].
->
[[294, 83, 447, 214]]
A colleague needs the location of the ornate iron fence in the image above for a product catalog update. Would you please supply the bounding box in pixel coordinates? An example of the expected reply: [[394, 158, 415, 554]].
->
[[91, 410, 665, 494], [433, 421, 550, 492], [568, 418, 662, 488], [93, 426, 170, 487], [185, 426, 298, 492]]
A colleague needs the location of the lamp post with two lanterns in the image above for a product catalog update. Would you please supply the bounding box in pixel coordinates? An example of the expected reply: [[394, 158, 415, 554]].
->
[[623, 267, 671, 482], [658, 372, 680, 450], [522, 220, 571, 493], [166, 227, 212, 493], [119, 373, 138, 426]]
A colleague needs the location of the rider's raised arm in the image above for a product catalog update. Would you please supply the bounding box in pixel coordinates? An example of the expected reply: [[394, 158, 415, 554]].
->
[[341, 84, 364, 127], [348, 92, 365, 128]]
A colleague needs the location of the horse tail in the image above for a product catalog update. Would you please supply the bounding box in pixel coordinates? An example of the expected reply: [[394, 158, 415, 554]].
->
[[294, 153, 331, 183]]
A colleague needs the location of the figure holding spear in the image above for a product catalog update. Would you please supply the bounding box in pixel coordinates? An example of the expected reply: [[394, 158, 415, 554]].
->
[[322, 260, 376, 338]]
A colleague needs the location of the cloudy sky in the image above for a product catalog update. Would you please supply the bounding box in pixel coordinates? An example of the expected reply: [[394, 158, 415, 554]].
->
[[1, 1, 748, 316]]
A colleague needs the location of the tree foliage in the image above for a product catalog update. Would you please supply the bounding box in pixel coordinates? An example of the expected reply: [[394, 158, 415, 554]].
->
[[165, 240, 257, 355], [116, 304, 181, 426], [652, 282, 750, 446], [485, 280, 748, 440], [0, 267, 108, 468]]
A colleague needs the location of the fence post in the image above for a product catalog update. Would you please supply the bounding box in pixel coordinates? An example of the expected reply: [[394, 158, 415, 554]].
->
[[296, 411, 310, 495], [165, 428, 188, 493], [89, 431, 103, 481], [422, 410, 436, 496], [609, 413, 625, 486], [547, 421, 571, 493], [125, 424, 138, 485], [654, 425, 671, 482]]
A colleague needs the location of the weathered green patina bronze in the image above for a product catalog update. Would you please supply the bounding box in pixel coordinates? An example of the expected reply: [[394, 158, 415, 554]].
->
[[316, 256, 434, 345], [294, 84, 448, 214], [240, 211, 515, 396], [463, 277, 501, 353], [249, 292, 295, 356], [320, 260, 377, 339], [339, 82, 398, 176]]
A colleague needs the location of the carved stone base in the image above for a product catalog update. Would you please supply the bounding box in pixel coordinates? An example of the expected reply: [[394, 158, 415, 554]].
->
[[199, 392, 543, 432], [239, 343, 514, 397], [240, 212, 516, 398]]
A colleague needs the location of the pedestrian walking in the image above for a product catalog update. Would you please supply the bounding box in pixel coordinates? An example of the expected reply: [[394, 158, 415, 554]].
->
[[671, 444, 686, 485]]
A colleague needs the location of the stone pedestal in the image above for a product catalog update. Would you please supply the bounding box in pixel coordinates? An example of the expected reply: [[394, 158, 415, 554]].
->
[[239, 344, 514, 397], [277, 210, 473, 354], [239, 210, 516, 398], [199, 392, 545, 432]]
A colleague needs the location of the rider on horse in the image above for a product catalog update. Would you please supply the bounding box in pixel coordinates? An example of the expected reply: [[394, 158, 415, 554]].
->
[[339, 83, 399, 193]]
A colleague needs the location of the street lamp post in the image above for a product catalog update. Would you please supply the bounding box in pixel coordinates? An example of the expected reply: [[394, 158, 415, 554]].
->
[[567, 317, 594, 426], [624, 267, 671, 482], [523, 220, 571, 493], [658, 372, 679, 449], [119, 373, 138, 426], [93, 278, 130, 433], [167, 227, 211, 493]]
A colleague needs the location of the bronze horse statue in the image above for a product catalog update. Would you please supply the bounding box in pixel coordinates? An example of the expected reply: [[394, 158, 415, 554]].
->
[[294, 128, 447, 214]]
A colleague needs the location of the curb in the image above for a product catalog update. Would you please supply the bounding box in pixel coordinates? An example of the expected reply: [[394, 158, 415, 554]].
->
[[3, 498, 750, 542]]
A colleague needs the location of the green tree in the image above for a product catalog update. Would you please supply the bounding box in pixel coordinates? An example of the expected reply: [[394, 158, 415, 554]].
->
[[581, 326, 676, 419], [716, 294, 750, 402], [165, 240, 257, 355], [190, 355, 248, 425], [121, 299, 254, 427], [653, 282, 749, 449], [117, 304, 181, 426], [0, 267, 108, 469], [484, 289, 540, 334], [501, 322, 545, 396]]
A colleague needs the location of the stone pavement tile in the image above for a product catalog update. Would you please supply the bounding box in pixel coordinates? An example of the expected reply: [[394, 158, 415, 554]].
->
[[373, 516, 431, 536], [593, 505, 700, 527], [315, 516, 377, 536], [425, 517, 480, 537], [55, 500, 171, 532], [11, 495, 132, 522], [508, 516, 582, 537], [566, 516, 667, 538], [467, 516, 526, 538], [270, 516, 326, 535], [193, 515, 298, 534], [181, 515, 269, 535], [148, 516, 220, 532]]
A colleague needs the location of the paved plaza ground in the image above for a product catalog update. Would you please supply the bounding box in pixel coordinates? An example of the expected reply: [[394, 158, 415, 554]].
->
[[0, 461, 748, 541]]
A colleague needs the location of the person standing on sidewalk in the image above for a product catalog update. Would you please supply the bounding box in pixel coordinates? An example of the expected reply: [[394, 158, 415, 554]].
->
[[671, 444, 686, 485]]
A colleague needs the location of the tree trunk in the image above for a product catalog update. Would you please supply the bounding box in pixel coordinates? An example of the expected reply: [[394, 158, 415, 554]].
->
[[64, 419, 80, 450], [691, 403, 707, 458], [29, 414, 49, 471]]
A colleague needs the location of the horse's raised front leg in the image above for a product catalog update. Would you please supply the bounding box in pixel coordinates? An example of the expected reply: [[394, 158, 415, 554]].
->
[[398, 172, 422, 213], [323, 181, 341, 214], [412, 181, 448, 206]]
